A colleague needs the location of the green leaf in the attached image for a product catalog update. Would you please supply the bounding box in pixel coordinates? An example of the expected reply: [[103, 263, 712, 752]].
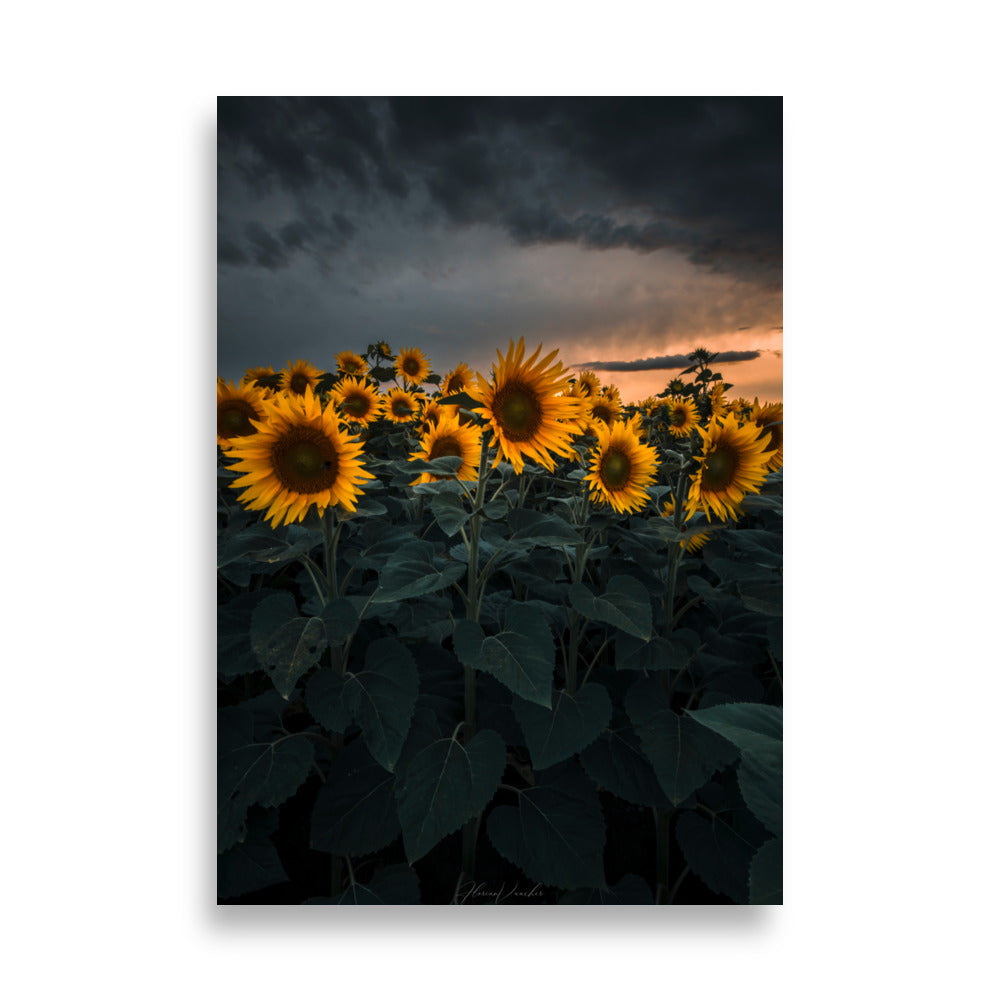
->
[[374, 540, 465, 603], [625, 678, 738, 804], [453, 604, 554, 708], [569, 575, 652, 640], [342, 637, 419, 772], [749, 837, 782, 904], [429, 490, 470, 536], [404, 455, 464, 477], [739, 749, 782, 837], [218, 708, 315, 853], [394, 728, 506, 864], [218, 591, 278, 679], [512, 684, 612, 770], [558, 873, 653, 904], [482, 495, 509, 520], [250, 592, 326, 699], [305, 668, 351, 735], [579, 728, 670, 808], [370, 365, 396, 382], [507, 509, 581, 547], [737, 580, 782, 616], [615, 628, 700, 672], [319, 597, 361, 646], [308, 864, 421, 904], [486, 761, 606, 890], [310, 739, 400, 856], [675, 811, 756, 903], [437, 390, 481, 409], [217, 810, 288, 900], [686, 703, 782, 757]]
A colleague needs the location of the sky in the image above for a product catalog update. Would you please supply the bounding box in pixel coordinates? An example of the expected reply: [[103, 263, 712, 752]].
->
[[218, 97, 782, 403]]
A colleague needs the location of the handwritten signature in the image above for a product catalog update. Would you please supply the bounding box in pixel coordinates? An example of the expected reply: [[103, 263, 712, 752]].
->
[[455, 880, 545, 904]]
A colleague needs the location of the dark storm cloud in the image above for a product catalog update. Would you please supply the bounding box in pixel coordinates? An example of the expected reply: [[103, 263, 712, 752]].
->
[[577, 350, 764, 372], [217, 96, 781, 283]]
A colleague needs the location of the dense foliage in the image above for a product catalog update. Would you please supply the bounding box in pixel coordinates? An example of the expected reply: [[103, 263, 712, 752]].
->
[[217, 343, 782, 904]]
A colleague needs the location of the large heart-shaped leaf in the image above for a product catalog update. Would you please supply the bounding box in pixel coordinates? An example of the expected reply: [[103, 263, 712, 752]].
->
[[512, 684, 612, 770], [570, 575, 652, 640], [394, 728, 506, 864], [250, 592, 326, 699]]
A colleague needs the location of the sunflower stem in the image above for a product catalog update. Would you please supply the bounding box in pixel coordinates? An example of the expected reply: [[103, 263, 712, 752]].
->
[[321, 509, 342, 601]]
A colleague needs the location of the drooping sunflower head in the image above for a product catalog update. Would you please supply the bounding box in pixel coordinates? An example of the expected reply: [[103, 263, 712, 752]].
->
[[334, 350, 368, 378], [280, 359, 324, 396], [708, 382, 728, 417], [662, 496, 710, 553], [470, 338, 582, 474], [226, 387, 376, 526], [588, 390, 622, 427], [409, 411, 483, 484], [442, 362, 475, 396], [331, 375, 382, 426], [239, 366, 280, 392], [395, 346, 432, 386], [373, 340, 392, 358], [217, 379, 268, 448], [750, 401, 783, 472], [576, 370, 601, 397], [665, 396, 699, 437], [583, 414, 660, 514], [685, 413, 777, 522], [384, 386, 421, 424]]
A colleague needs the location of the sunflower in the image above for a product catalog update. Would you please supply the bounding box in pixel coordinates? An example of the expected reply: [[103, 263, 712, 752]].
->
[[470, 338, 582, 473], [662, 496, 710, 553], [334, 350, 368, 378], [395, 346, 432, 385], [418, 398, 454, 435], [442, 362, 475, 396], [584, 415, 659, 514], [708, 382, 728, 418], [384, 387, 421, 424], [226, 387, 375, 526], [331, 376, 382, 427], [668, 378, 687, 395], [409, 412, 483, 484], [576, 370, 601, 397], [749, 400, 783, 472], [588, 390, 621, 427], [373, 340, 392, 357], [217, 379, 268, 448], [240, 365, 278, 391], [280, 359, 324, 396], [685, 413, 776, 522], [664, 396, 699, 437]]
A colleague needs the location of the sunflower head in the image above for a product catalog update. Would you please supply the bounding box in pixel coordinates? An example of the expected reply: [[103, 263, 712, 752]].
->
[[395, 346, 432, 386], [280, 359, 324, 396], [685, 413, 777, 522], [708, 382, 728, 417], [334, 350, 368, 378], [668, 378, 688, 395], [588, 390, 621, 427], [576, 370, 601, 397], [373, 340, 392, 358], [409, 412, 483, 485], [384, 386, 421, 424], [665, 396, 699, 437], [226, 387, 375, 526], [750, 401, 783, 472], [662, 496, 710, 553], [469, 338, 582, 474], [583, 414, 660, 514], [239, 366, 278, 392], [331, 376, 382, 426], [442, 362, 475, 396], [217, 379, 268, 448]]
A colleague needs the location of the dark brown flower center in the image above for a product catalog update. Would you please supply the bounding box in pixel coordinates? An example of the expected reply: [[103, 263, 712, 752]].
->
[[591, 402, 613, 424], [218, 400, 259, 438], [702, 447, 737, 491], [271, 428, 339, 494], [342, 393, 370, 417], [428, 436, 463, 461], [391, 395, 414, 418], [289, 373, 310, 394], [670, 406, 688, 427], [494, 382, 542, 441], [402, 356, 421, 376], [444, 374, 465, 394], [600, 449, 632, 490]]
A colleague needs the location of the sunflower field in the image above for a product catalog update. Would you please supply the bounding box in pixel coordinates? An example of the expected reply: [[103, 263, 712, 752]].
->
[[217, 341, 783, 905]]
